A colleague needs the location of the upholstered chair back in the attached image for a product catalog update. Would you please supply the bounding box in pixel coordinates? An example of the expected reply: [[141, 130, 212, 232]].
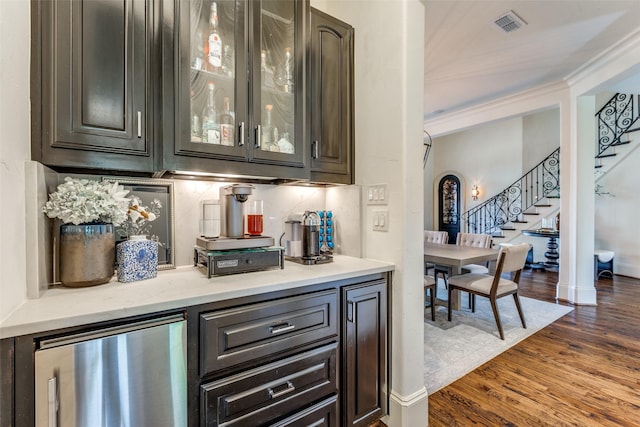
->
[[456, 232, 492, 248], [497, 243, 530, 274], [424, 230, 449, 244]]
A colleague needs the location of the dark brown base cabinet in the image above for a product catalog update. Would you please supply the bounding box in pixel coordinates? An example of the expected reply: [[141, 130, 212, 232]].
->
[[343, 280, 388, 427], [0, 273, 389, 427]]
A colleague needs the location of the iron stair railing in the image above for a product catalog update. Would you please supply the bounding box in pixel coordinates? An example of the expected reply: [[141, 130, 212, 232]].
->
[[596, 93, 640, 158], [461, 147, 560, 235], [461, 93, 639, 235]]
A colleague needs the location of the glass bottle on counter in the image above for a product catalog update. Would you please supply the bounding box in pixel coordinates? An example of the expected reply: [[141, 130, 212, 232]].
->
[[207, 2, 222, 73], [261, 104, 273, 150], [202, 82, 220, 144], [220, 96, 234, 146]]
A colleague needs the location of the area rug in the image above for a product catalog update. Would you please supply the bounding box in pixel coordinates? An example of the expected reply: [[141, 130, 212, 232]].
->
[[424, 292, 573, 394]]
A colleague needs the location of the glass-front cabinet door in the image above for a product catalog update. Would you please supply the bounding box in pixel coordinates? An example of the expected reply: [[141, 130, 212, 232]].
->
[[174, 0, 248, 164], [249, 0, 305, 167], [166, 0, 308, 179]]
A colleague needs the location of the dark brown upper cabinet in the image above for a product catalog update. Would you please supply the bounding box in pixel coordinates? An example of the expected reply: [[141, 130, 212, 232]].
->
[[31, 0, 157, 174], [160, 0, 310, 181], [309, 8, 354, 185]]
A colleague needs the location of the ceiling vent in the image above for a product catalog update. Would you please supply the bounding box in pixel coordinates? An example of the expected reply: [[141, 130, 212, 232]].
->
[[492, 10, 527, 33]]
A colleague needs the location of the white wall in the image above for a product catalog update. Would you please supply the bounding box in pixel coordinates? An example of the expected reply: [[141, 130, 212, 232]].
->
[[595, 130, 640, 278], [522, 108, 559, 173], [314, 1, 428, 425], [0, 0, 30, 321], [428, 117, 523, 227]]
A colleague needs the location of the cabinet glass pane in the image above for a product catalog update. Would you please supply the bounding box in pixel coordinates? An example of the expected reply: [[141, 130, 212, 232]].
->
[[259, 0, 296, 155], [190, 0, 237, 146]]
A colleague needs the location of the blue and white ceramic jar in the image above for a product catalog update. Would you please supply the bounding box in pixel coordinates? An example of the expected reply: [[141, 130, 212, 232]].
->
[[116, 235, 158, 283]]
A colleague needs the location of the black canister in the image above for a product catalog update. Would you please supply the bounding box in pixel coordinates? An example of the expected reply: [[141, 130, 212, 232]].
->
[[302, 211, 321, 257]]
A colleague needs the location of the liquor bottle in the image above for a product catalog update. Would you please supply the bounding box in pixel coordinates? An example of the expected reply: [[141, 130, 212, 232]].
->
[[261, 104, 273, 150], [282, 47, 294, 92], [222, 44, 234, 77], [201, 82, 220, 144], [190, 90, 201, 142], [192, 31, 205, 71], [220, 96, 234, 146], [261, 50, 275, 88], [207, 2, 222, 72]]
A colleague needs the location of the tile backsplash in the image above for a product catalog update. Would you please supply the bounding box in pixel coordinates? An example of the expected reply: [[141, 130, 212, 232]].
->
[[29, 162, 362, 297]]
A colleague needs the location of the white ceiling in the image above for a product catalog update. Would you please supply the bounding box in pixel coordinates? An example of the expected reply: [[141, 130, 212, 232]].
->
[[424, 0, 640, 121]]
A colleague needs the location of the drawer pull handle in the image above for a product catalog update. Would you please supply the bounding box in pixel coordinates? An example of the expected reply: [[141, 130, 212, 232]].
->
[[269, 323, 295, 334], [268, 381, 295, 399]]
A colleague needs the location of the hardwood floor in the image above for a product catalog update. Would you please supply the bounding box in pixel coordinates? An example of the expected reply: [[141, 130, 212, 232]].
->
[[428, 269, 640, 426]]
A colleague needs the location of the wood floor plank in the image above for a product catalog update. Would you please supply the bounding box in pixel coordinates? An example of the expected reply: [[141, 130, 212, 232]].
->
[[428, 270, 640, 426]]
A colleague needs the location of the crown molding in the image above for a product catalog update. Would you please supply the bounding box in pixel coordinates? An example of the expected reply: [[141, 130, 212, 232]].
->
[[423, 80, 568, 137]]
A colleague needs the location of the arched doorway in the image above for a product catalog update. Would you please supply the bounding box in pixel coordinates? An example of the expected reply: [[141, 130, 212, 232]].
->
[[438, 175, 461, 244]]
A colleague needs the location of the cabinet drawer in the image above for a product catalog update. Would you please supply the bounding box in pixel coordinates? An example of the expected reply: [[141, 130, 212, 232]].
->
[[200, 289, 338, 375], [201, 343, 337, 426], [271, 395, 338, 426]]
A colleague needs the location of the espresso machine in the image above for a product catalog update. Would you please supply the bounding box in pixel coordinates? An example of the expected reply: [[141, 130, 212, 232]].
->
[[283, 211, 333, 265], [194, 184, 283, 277]]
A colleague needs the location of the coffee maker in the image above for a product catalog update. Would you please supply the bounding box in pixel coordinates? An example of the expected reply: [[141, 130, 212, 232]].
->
[[219, 183, 253, 238], [194, 184, 282, 277], [283, 211, 333, 265]]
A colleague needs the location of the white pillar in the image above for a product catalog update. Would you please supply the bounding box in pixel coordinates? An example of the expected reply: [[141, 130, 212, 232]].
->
[[557, 95, 597, 305]]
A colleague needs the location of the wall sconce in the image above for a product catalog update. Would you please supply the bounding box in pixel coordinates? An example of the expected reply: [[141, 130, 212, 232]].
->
[[471, 185, 480, 200]]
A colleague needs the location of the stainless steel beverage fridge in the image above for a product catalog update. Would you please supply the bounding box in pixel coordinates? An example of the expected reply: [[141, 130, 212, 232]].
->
[[34, 314, 187, 427]]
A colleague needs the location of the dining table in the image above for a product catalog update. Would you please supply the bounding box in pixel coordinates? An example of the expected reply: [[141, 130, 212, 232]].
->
[[424, 242, 499, 310]]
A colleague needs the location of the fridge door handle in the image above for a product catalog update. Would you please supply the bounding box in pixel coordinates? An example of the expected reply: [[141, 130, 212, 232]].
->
[[48, 377, 58, 427]]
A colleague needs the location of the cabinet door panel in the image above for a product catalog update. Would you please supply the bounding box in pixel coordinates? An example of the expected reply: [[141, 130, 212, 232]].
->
[[36, 0, 153, 172], [343, 280, 388, 427], [310, 9, 354, 184]]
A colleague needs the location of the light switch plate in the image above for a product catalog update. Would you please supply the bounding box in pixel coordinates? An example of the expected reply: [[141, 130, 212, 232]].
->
[[372, 209, 389, 231], [366, 184, 388, 205]]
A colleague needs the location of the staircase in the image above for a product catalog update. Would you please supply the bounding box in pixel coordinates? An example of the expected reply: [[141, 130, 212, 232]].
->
[[461, 93, 640, 245]]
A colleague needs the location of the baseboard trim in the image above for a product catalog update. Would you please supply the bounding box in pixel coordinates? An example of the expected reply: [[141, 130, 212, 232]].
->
[[386, 387, 429, 427]]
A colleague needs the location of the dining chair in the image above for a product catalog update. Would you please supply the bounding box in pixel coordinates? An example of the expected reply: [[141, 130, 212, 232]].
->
[[424, 275, 436, 321], [424, 230, 449, 277], [457, 232, 493, 274], [446, 242, 530, 340], [434, 232, 492, 292]]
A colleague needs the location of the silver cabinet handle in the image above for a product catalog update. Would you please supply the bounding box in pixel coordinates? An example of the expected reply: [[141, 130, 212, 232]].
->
[[255, 124, 261, 148], [48, 377, 58, 427], [137, 111, 142, 138], [347, 301, 355, 323], [269, 322, 295, 334], [238, 122, 245, 146], [268, 381, 295, 399], [312, 140, 319, 159]]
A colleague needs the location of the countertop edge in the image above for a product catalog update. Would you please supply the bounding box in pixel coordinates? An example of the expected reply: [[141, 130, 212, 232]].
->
[[1, 256, 394, 339]]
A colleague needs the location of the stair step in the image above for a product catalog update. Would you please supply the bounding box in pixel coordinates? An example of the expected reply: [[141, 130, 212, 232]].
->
[[534, 204, 551, 207], [512, 220, 528, 223], [612, 140, 631, 146], [626, 127, 640, 133], [523, 212, 540, 215], [500, 226, 516, 230], [595, 164, 603, 169], [596, 153, 617, 159]]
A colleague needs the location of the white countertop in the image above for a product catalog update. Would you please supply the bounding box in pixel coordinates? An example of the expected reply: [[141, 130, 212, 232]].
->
[[0, 256, 393, 339]]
